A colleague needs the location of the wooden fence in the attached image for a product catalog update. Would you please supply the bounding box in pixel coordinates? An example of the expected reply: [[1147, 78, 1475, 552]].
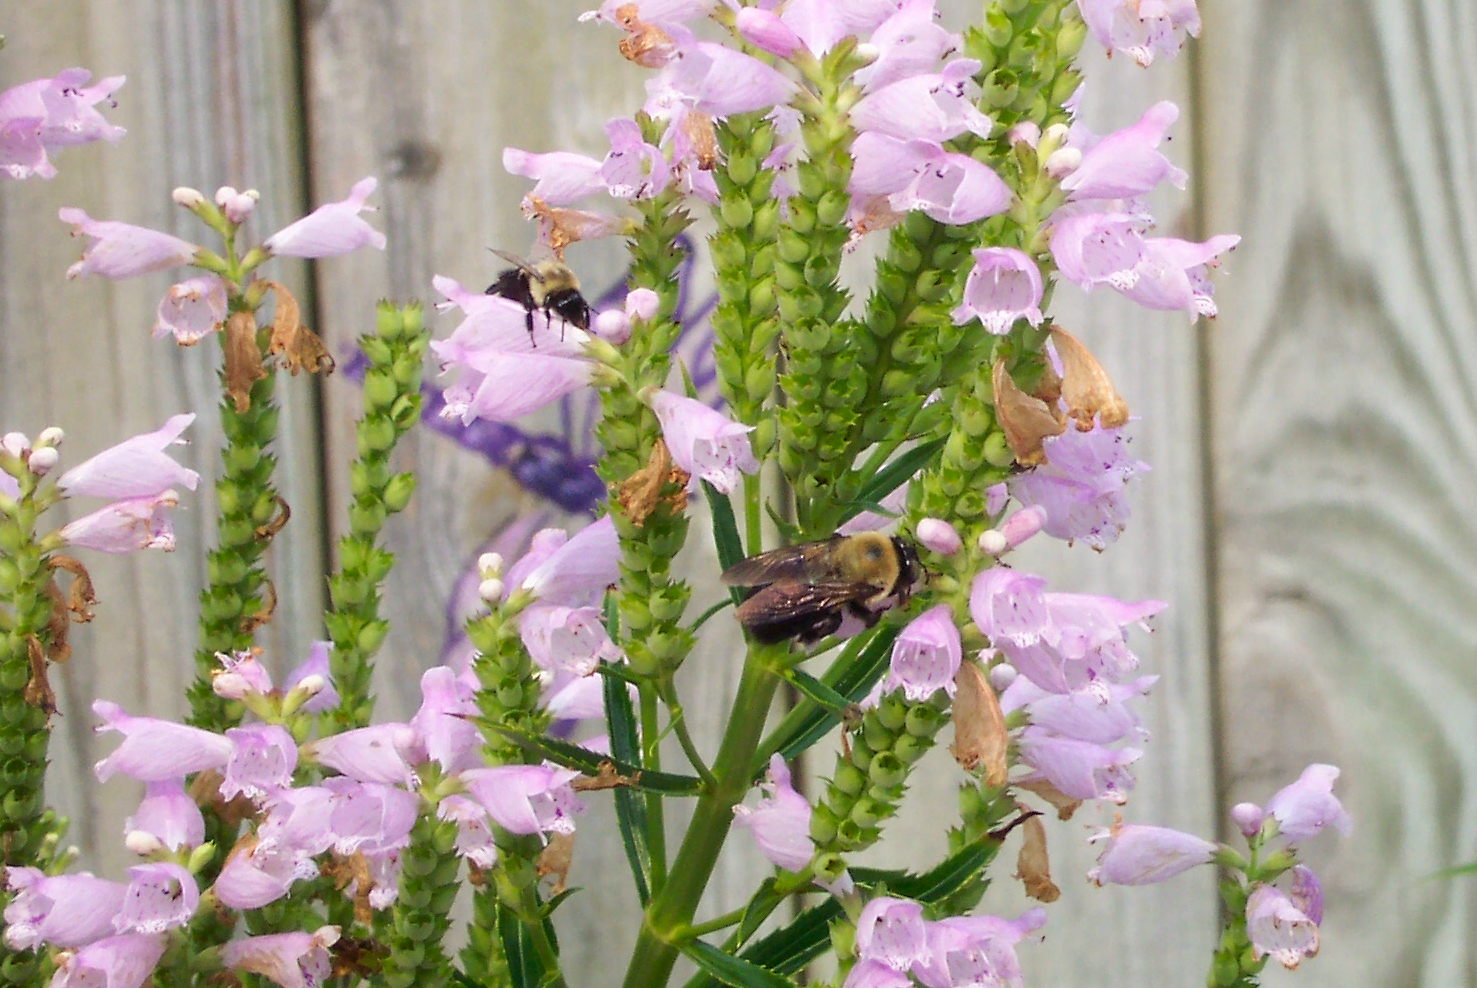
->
[[0, 2, 1472, 985]]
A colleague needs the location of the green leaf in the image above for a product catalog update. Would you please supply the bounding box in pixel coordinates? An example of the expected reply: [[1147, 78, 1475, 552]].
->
[[683, 939, 797, 988], [702, 480, 747, 606], [736, 879, 787, 946], [603, 661, 652, 904], [781, 667, 853, 717], [496, 904, 542, 988], [478, 720, 704, 796], [753, 624, 898, 774], [840, 437, 945, 524]]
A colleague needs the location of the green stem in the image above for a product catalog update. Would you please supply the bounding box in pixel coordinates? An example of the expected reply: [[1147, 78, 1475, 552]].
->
[[621, 644, 785, 988], [640, 683, 669, 892], [743, 472, 763, 556]]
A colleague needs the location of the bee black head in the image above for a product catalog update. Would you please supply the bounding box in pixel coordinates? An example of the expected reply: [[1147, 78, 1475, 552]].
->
[[891, 536, 922, 596], [549, 289, 591, 332]]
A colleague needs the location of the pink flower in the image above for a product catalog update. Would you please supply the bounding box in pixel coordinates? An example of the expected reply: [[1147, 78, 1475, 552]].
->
[[914, 518, 962, 556], [646, 42, 796, 120], [519, 605, 621, 677], [854, 897, 929, 973], [113, 863, 197, 934], [735, 8, 804, 58], [0, 69, 126, 180], [1060, 102, 1187, 201], [647, 389, 759, 494], [285, 641, 339, 714], [914, 909, 1046, 988], [1116, 234, 1240, 317], [323, 778, 417, 856], [407, 666, 482, 774], [1001, 674, 1154, 745], [1264, 763, 1352, 843], [221, 724, 299, 801], [842, 959, 913, 988], [850, 60, 990, 143], [853, 0, 961, 92], [950, 247, 1044, 335], [503, 146, 606, 206], [1017, 728, 1141, 803], [49, 933, 166, 988], [461, 764, 585, 838], [601, 117, 670, 199], [92, 701, 233, 782], [56, 413, 198, 499], [152, 276, 227, 344], [1087, 822, 1218, 885], [515, 514, 621, 605], [57, 491, 182, 553], [734, 755, 814, 872], [221, 926, 339, 988], [308, 724, 416, 788], [884, 605, 961, 701], [58, 208, 200, 279], [581, 0, 716, 27], [438, 795, 498, 868], [1048, 211, 1147, 293], [1078, 0, 1201, 67], [969, 568, 1054, 648], [211, 650, 276, 700], [1008, 421, 1149, 549], [124, 780, 205, 852], [263, 176, 387, 257], [1246, 884, 1320, 969], [213, 839, 304, 910], [4, 868, 127, 950]]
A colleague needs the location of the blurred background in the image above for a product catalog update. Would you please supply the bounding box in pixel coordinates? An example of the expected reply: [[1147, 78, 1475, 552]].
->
[[1, 2, 1473, 986]]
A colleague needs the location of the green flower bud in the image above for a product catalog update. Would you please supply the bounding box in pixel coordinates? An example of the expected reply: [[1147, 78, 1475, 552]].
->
[[363, 368, 398, 409], [832, 761, 867, 796], [720, 197, 754, 228], [868, 751, 905, 788], [727, 152, 758, 186], [383, 473, 416, 513]]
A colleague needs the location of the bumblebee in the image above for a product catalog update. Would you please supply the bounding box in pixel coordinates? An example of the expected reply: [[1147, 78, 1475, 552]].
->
[[486, 249, 592, 343], [721, 532, 923, 645]]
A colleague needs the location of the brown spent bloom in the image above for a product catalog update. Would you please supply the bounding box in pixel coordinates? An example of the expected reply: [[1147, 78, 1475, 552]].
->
[[991, 359, 1065, 467], [1015, 811, 1061, 903], [537, 832, 575, 896], [1015, 777, 1083, 821], [950, 661, 1009, 788], [23, 636, 56, 716], [265, 281, 334, 377], [616, 439, 690, 526], [615, 4, 680, 67], [224, 310, 266, 413], [1051, 325, 1128, 430]]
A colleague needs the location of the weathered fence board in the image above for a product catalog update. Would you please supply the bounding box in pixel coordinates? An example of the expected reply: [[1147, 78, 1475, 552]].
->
[[1202, 1, 1477, 984]]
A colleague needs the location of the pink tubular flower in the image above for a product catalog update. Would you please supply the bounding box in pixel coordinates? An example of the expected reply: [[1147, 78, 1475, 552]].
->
[[211, 650, 276, 701], [734, 754, 814, 872], [0, 69, 126, 180], [222, 724, 299, 801], [516, 514, 621, 605], [57, 490, 181, 553], [4, 868, 127, 950], [519, 605, 621, 677], [951, 247, 1044, 335], [57, 413, 198, 499], [1017, 728, 1141, 803], [884, 605, 962, 701], [461, 764, 585, 839], [850, 60, 991, 143], [842, 959, 914, 988], [1087, 822, 1218, 885], [323, 778, 417, 857], [503, 146, 606, 206], [407, 666, 482, 774], [221, 926, 339, 988], [914, 518, 962, 556], [914, 908, 1046, 988], [92, 700, 233, 782], [114, 863, 197, 934], [213, 838, 307, 910], [969, 568, 1054, 649], [152, 276, 227, 344], [49, 932, 166, 988], [1048, 211, 1146, 293], [1060, 102, 1186, 201], [58, 208, 200, 280], [1001, 674, 1154, 745], [308, 724, 416, 788], [1246, 884, 1319, 969], [1264, 763, 1352, 843], [263, 177, 387, 257], [1118, 234, 1240, 317], [438, 794, 498, 868], [124, 779, 205, 852], [285, 640, 339, 714], [854, 897, 930, 973], [1008, 420, 1149, 549], [735, 7, 804, 58], [601, 117, 670, 199], [1078, 0, 1201, 67], [853, 0, 961, 92], [647, 389, 759, 494], [648, 42, 796, 120]]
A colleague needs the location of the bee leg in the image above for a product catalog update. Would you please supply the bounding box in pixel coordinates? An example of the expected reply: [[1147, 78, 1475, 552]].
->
[[525, 309, 536, 348]]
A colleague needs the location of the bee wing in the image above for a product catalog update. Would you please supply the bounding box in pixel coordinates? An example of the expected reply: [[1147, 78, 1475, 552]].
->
[[734, 580, 874, 624], [488, 248, 547, 283], [720, 540, 842, 587]]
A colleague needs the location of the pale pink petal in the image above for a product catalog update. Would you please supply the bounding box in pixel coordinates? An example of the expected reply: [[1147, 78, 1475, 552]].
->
[[263, 177, 386, 258]]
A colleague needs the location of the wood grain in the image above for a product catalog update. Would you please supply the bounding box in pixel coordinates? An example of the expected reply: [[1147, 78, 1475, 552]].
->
[[1201, 0, 1477, 983]]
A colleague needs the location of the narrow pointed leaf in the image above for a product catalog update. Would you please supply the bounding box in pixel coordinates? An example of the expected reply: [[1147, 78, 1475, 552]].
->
[[603, 660, 652, 903], [841, 437, 945, 523], [477, 720, 704, 795], [702, 479, 747, 605], [683, 939, 797, 988]]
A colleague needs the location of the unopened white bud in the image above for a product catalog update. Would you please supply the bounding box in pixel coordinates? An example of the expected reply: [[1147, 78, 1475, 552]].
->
[[214, 186, 239, 207], [35, 427, 64, 448], [477, 552, 504, 578], [172, 187, 205, 208], [1044, 147, 1081, 179], [988, 662, 1018, 693], [124, 830, 164, 856], [977, 530, 1008, 556], [1042, 123, 1070, 146], [224, 190, 259, 224], [853, 42, 880, 65], [27, 447, 58, 476], [293, 674, 326, 698], [593, 308, 632, 345], [2, 432, 29, 457], [478, 577, 505, 602]]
